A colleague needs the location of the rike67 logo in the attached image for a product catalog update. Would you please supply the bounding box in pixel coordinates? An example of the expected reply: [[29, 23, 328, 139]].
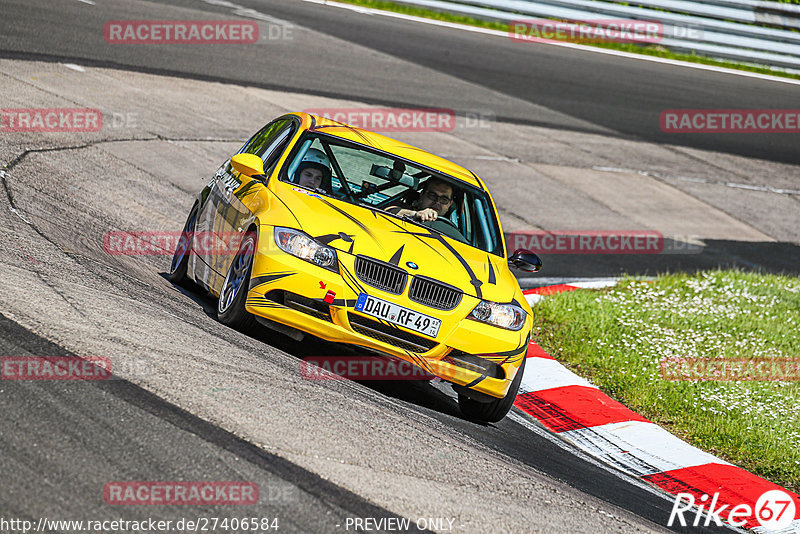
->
[[668, 489, 797, 530]]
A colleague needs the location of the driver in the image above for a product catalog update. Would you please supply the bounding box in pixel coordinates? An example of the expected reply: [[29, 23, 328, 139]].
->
[[294, 148, 332, 192], [388, 178, 454, 222]]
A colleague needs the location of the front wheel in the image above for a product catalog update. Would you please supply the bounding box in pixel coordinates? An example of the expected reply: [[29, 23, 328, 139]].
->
[[457, 356, 526, 423], [217, 231, 258, 332]]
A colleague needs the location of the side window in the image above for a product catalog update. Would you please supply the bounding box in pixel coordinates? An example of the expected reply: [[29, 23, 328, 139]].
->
[[238, 118, 293, 162], [261, 126, 294, 174], [460, 192, 473, 244], [472, 196, 500, 255]]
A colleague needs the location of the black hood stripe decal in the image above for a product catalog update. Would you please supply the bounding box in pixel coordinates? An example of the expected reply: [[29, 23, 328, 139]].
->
[[378, 213, 449, 262], [432, 233, 483, 299], [273, 192, 302, 227], [315, 232, 354, 246], [339, 262, 369, 296], [316, 197, 378, 243], [385, 220, 482, 298], [388, 245, 404, 266], [312, 123, 376, 147]]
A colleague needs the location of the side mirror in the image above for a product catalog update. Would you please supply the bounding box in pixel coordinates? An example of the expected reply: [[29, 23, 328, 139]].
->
[[231, 153, 265, 178], [508, 249, 542, 273]]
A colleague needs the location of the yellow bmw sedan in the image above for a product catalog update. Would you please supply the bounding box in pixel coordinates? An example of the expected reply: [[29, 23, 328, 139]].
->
[[170, 112, 541, 422]]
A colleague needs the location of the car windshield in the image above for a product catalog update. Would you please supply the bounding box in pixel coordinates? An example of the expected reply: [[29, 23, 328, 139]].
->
[[280, 133, 504, 256]]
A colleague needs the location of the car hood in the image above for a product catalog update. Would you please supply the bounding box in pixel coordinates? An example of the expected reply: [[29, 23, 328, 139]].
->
[[279, 187, 519, 303]]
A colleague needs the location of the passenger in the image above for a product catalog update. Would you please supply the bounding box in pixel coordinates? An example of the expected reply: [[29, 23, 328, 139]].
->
[[294, 148, 332, 192]]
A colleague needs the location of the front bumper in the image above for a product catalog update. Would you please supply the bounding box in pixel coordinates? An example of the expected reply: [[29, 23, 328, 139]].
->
[[245, 236, 529, 399]]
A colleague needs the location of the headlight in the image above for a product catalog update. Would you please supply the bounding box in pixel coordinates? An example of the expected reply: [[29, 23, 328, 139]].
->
[[274, 227, 338, 271], [469, 300, 527, 331]]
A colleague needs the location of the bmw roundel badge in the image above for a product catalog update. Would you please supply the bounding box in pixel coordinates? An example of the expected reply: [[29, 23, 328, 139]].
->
[[406, 261, 418, 270]]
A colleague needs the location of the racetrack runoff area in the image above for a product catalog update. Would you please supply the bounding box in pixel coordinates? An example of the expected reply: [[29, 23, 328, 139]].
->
[[1, 58, 799, 533]]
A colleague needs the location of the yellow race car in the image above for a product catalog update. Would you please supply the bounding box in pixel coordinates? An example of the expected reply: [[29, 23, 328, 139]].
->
[[170, 112, 541, 422]]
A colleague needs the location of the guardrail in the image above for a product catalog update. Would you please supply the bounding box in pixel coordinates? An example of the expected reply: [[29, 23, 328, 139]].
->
[[393, 0, 800, 72]]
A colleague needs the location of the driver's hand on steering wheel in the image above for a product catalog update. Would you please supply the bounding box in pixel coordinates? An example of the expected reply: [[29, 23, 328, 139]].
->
[[414, 208, 438, 222]]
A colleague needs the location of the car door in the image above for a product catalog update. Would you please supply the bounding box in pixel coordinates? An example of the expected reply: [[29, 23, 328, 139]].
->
[[202, 117, 298, 293]]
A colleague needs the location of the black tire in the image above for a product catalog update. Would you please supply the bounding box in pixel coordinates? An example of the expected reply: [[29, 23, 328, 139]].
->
[[457, 356, 526, 423], [169, 204, 198, 286], [217, 230, 258, 332]]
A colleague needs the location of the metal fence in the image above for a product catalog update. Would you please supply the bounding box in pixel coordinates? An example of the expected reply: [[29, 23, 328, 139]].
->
[[394, 0, 800, 72]]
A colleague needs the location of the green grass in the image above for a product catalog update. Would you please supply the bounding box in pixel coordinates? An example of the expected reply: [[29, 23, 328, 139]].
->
[[333, 0, 800, 81], [531, 270, 800, 493]]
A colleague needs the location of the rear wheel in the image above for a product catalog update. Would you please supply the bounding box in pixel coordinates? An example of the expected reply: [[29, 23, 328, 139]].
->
[[217, 231, 258, 332], [457, 356, 526, 423], [169, 204, 198, 286]]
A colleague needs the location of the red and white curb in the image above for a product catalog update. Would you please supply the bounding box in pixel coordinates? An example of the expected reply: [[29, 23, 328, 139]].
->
[[515, 283, 800, 532], [521, 280, 619, 304]]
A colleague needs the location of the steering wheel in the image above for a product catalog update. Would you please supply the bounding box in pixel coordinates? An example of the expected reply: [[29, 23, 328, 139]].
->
[[330, 175, 357, 203], [402, 213, 457, 229], [425, 217, 466, 242], [431, 215, 458, 229]]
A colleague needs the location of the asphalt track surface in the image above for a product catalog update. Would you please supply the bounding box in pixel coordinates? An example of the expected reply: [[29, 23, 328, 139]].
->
[[2, 0, 799, 277], [1, 0, 799, 164], [0, 0, 797, 532], [0, 314, 424, 534]]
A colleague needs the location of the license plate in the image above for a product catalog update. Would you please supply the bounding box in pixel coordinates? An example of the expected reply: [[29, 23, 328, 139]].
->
[[355, 294, 441, 338]]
